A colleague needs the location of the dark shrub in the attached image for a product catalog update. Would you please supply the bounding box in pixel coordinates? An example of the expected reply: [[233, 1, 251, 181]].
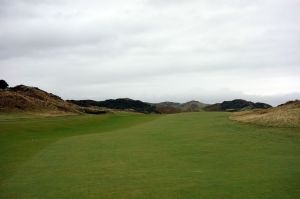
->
[[0, 80, 8, 89]]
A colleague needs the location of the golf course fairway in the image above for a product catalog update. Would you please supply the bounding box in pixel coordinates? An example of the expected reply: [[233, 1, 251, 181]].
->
[[0, 112, 299, 199]]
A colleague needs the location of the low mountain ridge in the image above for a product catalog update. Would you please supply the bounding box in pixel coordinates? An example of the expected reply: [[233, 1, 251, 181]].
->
[[154, 100, 208, 113], [68, 98, 156, 114], [181, 101, 208, 112], [204, 99, 272, 112], [69, 99, 208, 114], [0, 82, 275, 115]]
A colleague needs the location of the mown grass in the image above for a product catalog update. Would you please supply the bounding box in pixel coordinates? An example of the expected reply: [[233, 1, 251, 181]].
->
[[0, 112, 299, 199]]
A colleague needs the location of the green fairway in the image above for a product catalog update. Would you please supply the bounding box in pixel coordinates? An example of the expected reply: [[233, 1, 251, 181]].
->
[[0, 112, 299, 199]]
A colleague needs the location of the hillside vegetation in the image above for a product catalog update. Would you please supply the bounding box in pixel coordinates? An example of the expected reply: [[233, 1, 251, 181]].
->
[[231, 100, 300, 127], [0, 85, 81, 114], [69, 99, 208, 114], [204, 99, 271, 112], [69, 98, 156, 113], [2, 82, 275, 115], [154, 100, 208, 113]]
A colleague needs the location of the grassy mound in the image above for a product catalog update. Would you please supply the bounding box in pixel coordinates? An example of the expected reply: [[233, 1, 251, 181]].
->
[[154, 101, 207, 113], [0, 85, 81, 114], [231, 100, 300, 127]]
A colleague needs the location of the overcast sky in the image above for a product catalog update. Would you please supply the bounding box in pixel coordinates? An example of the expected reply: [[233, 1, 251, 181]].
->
[[1, 0, 300, 105]]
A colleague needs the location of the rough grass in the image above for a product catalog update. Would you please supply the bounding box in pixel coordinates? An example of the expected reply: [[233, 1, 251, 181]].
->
[[0, 112, 299, 199], [0, 86, 81, 113], [231, 101, 300, 127]]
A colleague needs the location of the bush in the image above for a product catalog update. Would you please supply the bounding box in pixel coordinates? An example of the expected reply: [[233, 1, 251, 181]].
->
[[0, 80, 9, 89]]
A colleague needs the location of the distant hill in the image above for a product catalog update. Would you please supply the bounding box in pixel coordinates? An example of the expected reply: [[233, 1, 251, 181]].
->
[[0, 85, 82, 114], [231, 100, 300, 127], [69, 99, 208, 114], [181, 101, 208, 111], [0, 82, 275, 116], [204, 99, 272, 112], [68, 98, 157, 114], [154, 102, 182, 114], [154, 100, 208, 113]]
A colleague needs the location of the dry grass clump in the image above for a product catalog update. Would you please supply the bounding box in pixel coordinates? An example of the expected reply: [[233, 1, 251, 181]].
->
[[0, 85, 81, 114], [230, 100, 300, 128]]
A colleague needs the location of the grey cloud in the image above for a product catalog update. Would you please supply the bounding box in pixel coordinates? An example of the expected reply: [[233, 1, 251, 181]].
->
[[1, 0, 299, 105]]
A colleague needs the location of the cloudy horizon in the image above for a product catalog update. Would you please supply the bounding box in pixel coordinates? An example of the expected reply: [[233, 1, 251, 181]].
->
[[1, 0, 300, 106]]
